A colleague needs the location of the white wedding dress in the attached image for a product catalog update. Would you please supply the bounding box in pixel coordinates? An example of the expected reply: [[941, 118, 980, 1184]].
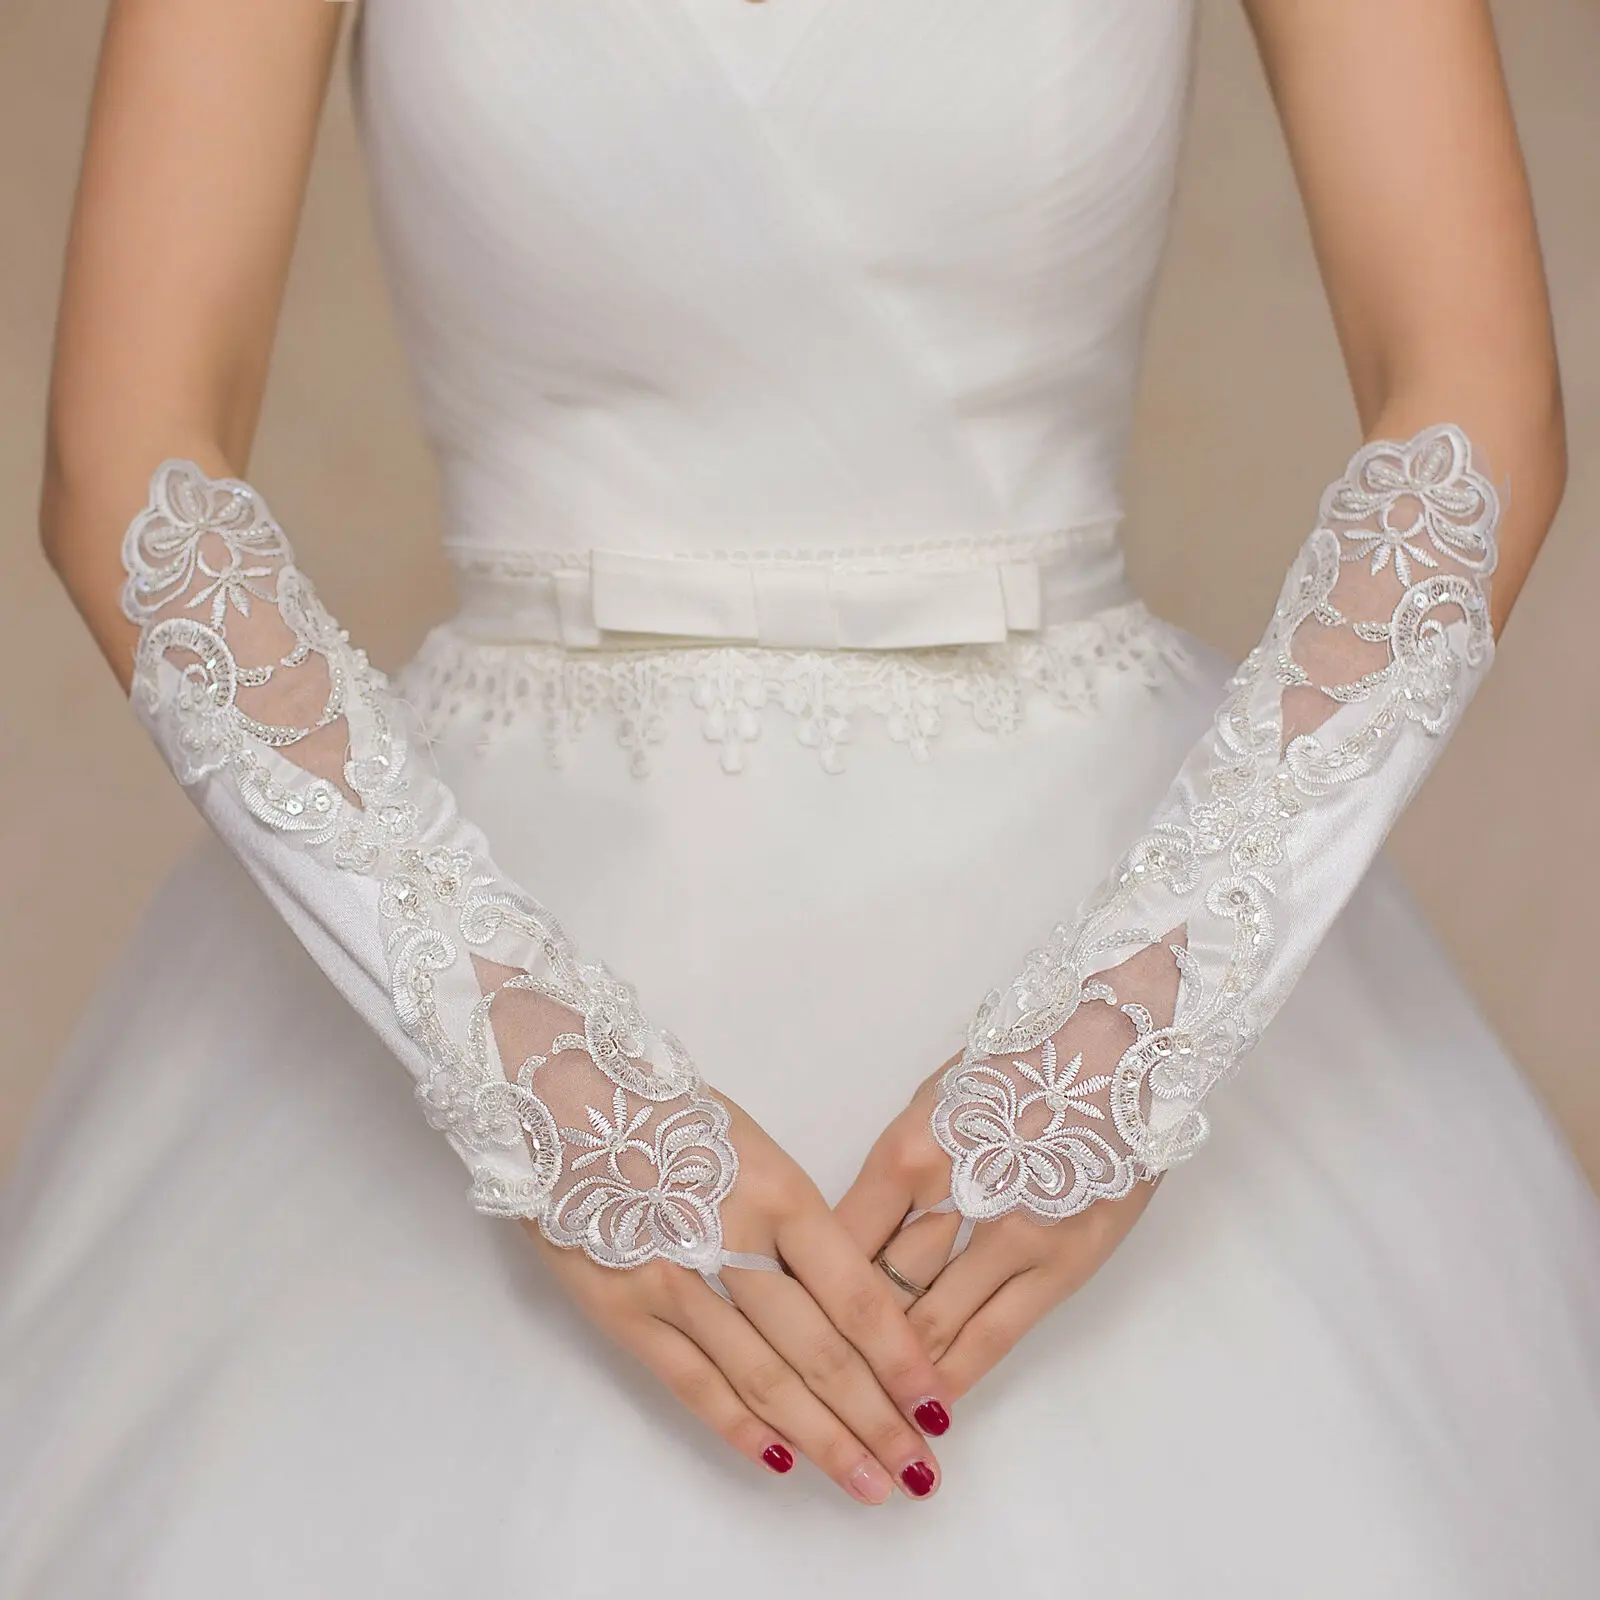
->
[[4, 1, 1599, 1595]]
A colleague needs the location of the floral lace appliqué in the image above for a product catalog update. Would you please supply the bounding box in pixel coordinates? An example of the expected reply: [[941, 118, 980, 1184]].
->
[[932, 425, 1501, 1221], [122, 460, 736, 1274], [933, 1038, 1130, 1221]]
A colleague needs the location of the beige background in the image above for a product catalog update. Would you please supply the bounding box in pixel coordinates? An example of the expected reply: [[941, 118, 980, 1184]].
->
[[1, 2, 1596, 1184]]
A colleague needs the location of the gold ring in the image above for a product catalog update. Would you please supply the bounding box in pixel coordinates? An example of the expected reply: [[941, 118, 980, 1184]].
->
[[873, 1248, 931, 1300]]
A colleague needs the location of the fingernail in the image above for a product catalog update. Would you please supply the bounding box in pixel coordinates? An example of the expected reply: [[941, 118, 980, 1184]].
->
[[900, 1460, 937, 1498], [848, 1460, 894, 1506], [913, 1399, 950, 1437], [762, 1444, 794, 1474]]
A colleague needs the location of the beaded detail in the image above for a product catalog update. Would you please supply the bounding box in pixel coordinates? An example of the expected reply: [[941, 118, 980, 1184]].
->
[[931, 426, 1501, 1220]]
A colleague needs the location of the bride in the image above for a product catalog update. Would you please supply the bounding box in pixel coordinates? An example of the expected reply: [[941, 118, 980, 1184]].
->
[[4, 0, 1598, 1593]]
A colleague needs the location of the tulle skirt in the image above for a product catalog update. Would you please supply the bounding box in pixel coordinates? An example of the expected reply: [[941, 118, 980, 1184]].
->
[[3, 621, 1598, 1598]]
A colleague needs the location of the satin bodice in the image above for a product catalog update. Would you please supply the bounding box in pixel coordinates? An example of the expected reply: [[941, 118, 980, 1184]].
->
[[352, 0, 1196, 646]]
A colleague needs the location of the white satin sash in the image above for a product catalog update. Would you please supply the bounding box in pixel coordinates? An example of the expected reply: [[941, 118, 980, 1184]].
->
[[448, 521, 1135, 651]]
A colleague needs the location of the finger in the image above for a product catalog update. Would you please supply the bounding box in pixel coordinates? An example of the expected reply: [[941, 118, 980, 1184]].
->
[[667, 1270, 901, 1507], [872, 1209, 963, 1311], [776, 1207, 954, 1453], [934, 1268, 1064, 1401], [833, 1137, 917, 1258], [833, 1067, 957, 1258], [730, 1264, 944, 1499], [906, 1225, 1034, 1363], [616, 1314, 800, 1479]]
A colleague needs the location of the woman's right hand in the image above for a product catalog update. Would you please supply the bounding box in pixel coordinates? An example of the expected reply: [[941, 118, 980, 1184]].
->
[[526, 1093, 950, 1504]]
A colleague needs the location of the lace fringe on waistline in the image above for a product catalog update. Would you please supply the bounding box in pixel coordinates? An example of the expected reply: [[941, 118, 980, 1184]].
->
[[393, 601, 1194, 776]]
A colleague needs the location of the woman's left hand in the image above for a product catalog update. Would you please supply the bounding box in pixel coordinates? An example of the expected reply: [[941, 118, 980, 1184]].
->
[[834, 1065, 1156, 1397]]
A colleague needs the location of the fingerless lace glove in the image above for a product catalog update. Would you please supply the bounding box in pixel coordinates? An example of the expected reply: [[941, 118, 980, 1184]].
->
[[930, 425, 1500, 1225], [122, 460, 755, 1284]]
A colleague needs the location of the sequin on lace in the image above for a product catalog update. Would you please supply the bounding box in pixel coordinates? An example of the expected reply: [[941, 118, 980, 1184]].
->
[[931, 425, 1501, 1221]]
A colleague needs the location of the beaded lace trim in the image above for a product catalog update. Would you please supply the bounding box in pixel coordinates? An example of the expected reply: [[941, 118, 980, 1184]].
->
[[931, 425, 1500, 1221], [396, 602, 1194, 776]]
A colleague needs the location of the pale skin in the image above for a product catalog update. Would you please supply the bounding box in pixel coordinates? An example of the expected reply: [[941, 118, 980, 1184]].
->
[[40, 0, 1564, 1504]]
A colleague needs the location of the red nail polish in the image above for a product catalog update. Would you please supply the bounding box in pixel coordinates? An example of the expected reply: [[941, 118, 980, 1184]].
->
[[762, 1444, 795, 1474], [913, 1400, 950, 1437], [900, 1460, 936, 1498]]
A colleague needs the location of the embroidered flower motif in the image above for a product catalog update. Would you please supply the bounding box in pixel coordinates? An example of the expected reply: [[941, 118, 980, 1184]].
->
[[561, 1087, 655, 1172], [468, 1073, 564, 1187], [1231, 822, 1284, 871], [1143, 1031, 1221, 1102], [933, 1040, 1133, 1222], [379, 872, 429, 923], [1128, 826, 1199, 893], [121, 461, 292, 626], [417, 847, 470, 899], [1323, 424, 1499, 586], [544, 1100, 737, 1272], [1027, 1038, 1113, 1120], [571, 966, 697, 1100], [1338, 508, 1441, 587]]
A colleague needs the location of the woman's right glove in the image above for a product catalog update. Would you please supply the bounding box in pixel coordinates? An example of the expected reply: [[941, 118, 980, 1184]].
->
[[120, 458, 950, 1501]]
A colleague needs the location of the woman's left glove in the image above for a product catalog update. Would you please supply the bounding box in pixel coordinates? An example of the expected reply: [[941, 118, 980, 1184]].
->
[[838, 425, 1500, 1389]]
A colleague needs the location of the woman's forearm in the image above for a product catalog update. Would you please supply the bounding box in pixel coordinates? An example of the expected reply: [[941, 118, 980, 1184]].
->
[[1245, 0, 1566, 632], [38, 0, 344, 688]]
